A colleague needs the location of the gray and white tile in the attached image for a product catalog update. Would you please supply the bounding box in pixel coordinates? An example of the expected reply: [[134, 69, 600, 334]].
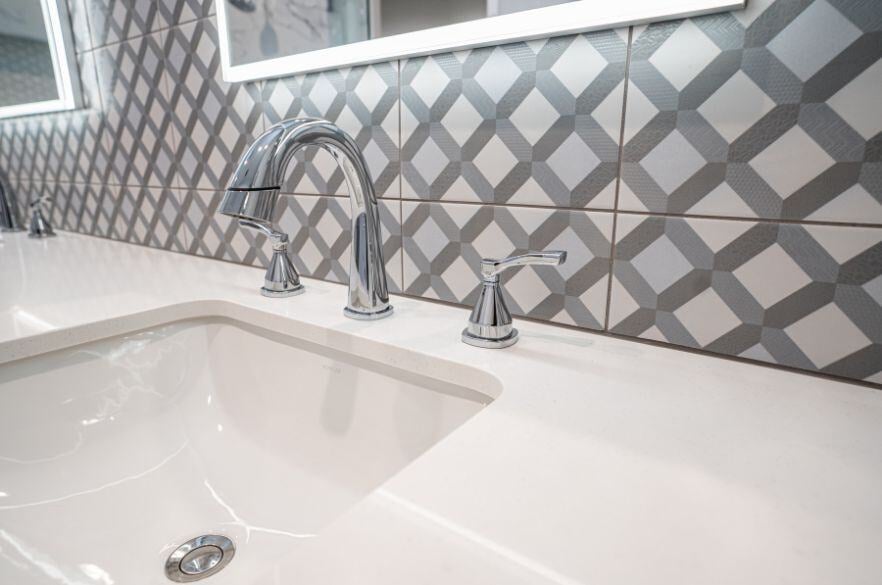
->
[[95, 31, 178, 187], [621, 0, 882, 223], [608, 214, 882, 381], [164, 18, 263, 191], [403, 202, 613, 328], [261, 62, 399, 198], [401, 30, 628, 208]]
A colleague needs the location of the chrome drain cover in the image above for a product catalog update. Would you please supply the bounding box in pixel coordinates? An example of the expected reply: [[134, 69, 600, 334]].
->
[[165, 535, 235, 582]]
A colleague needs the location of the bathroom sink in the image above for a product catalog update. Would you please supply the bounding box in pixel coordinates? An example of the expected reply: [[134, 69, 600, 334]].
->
[[0, 318, 494, 584]]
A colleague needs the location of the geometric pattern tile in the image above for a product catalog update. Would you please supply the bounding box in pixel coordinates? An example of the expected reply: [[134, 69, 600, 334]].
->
[[38, 52, 110, 185], [95, 31, 178, 187], [402, 202, 614, 329], [165, 18, 264, 191], [621, 0, 882, 224], [84, 0, 166, 47], [179, 191, 402, 292], [261, 62, 399, 198], [609, 214, 882, 382], [179, 188, 270, 268], [107, 185, 188, 250], [84, 0, 213, 48], [401, 30, 628, 208]]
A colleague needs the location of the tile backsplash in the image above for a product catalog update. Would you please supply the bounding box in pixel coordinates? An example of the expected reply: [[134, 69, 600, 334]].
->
[[1, 0, 880, 385]]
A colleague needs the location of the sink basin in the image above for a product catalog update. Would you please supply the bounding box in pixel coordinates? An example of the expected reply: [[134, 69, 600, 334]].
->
[[0, 317, 495, 584]]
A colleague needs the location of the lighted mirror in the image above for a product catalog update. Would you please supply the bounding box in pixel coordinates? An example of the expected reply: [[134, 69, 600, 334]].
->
[[218, 0, 745, 82], [0, 0, 81, 119]]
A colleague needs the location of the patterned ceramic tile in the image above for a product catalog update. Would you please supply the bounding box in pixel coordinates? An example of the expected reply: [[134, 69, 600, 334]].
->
[[104, 184, 188, 250], [95, 31, 178, 187], [83, 0, 212, 47], [164, 18, 263, 191], [608, 214, 882, 381], [620, 0, 882, 224], [261, 62, 399, 198], [179, 188, 268, 267], [84, 0, 166, 47], [402, 202, 613, 328], [401, 30, 628, 208], [32, 52, 111, 185], [40, 180, 116, 237], [179, 191, 402, 292]]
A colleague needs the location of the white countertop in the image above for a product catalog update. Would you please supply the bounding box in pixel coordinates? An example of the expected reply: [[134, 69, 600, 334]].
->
[[2, 231, 881, 584]]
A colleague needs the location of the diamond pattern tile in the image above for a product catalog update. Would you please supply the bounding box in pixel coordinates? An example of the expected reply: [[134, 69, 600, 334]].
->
[[609, 214, 882, 382], [402, 202, 614, 329], [165, 18, 263, 191], [85, 0, 165, 47], [622, 0, 882, 224], [84, 0, 213, 48], [260, 62, 399, 198], [95, 31, 177, 187], [401, 30, 627, 208], [107, 185, 188, 250]]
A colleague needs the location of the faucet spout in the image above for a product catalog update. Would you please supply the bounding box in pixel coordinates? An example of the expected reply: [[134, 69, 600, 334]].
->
[[224, 118, 392, 320]]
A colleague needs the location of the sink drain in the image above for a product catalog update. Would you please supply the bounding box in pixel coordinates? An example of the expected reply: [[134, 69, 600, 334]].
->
[[165, 535, 235, 582]]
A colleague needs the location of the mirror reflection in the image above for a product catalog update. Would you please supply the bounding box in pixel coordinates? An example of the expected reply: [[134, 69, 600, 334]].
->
[[0, 0, 58, 108], [225, 0, 577, 67]]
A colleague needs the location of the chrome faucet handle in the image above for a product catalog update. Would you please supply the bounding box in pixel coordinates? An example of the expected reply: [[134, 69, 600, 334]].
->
[[237, 219, 304, 298], [28, 196, 55, 239], [462, 251, 567, 349]]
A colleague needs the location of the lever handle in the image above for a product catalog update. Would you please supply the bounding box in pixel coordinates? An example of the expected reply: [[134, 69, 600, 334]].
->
[[480, 251, 567, 280], [238, 219, 288, 249]]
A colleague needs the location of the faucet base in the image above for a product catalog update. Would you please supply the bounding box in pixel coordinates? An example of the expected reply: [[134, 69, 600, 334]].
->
[[344, 305, 393, 321], [461, 328, 519, 349], [260, 283, 305, 298]]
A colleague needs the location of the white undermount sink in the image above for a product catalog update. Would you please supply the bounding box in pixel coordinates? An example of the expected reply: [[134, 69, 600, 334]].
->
[[0, 317, 496, 584]]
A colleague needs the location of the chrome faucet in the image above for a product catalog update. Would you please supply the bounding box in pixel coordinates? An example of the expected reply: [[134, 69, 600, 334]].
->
[[220, 118, 392, 320], [462, 251, 567, 348], [0, 173, 23, 232]]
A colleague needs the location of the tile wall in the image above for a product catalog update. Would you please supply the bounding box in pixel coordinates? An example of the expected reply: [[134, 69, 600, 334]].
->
[[0, 0, 880, 385]]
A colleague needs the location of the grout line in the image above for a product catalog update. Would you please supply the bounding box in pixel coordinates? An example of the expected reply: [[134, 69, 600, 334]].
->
[[604, 25, 633, 332], [85, 13, 211, 53], [397, 59, 405, 291], [23, 182, 882, 230]]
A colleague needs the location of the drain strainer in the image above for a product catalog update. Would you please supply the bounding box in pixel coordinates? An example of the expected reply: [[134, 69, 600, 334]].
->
[[165, 535, 235, 582]]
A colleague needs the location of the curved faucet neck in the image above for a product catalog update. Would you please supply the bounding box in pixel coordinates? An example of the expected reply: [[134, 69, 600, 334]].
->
[[227, 118, 392, 319]]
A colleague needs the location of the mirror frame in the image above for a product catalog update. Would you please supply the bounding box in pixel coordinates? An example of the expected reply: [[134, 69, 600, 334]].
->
[[217, 0, 745, 83], [0, 0, 82, 119]]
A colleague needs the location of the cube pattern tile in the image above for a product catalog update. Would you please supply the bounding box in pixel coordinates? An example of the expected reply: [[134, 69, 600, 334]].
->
[[609, 215, 882, 381], [261, 62, 399, 198], [2, 0, 881, 385], [402, 202, 613, 329], [620, 0, 882, 223], [401, 30, 628, 207]]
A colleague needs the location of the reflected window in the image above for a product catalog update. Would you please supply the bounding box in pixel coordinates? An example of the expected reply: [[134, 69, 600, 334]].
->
[[0, 2, 58, 107]]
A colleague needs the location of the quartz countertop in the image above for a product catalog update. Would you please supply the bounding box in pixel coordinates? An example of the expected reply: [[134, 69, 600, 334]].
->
[[2, 231, 881, 584]]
